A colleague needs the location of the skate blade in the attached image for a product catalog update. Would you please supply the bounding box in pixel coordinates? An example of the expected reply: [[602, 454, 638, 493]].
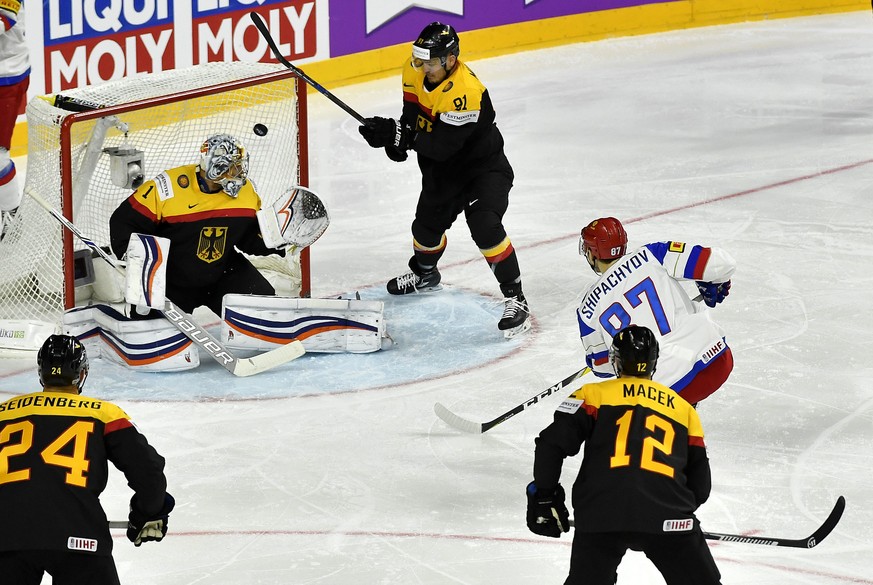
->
[[413, 283, 443, 294], [503, 317, 532, 339], [387, 283, 443, 296]]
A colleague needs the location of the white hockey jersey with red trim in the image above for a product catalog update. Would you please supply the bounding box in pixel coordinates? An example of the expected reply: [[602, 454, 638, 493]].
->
[[576, 241, 736, 391], [0, 2, 29, 85]]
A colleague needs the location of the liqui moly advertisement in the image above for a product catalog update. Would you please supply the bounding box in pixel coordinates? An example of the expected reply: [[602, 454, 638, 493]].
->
[[29, 0, 328, 95], [16, 0, 675, 129]]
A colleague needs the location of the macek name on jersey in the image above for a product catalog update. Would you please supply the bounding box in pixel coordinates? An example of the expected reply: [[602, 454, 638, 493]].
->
[[623, 383, 675, 409]]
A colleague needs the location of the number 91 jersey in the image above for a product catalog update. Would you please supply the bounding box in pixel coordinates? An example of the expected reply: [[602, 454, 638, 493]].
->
[[576, 241, 736, 392], [0, 392, 166, 555]]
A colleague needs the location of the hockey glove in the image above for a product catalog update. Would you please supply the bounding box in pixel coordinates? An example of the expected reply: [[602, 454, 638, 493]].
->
[[526, 482, 570, 538], [696, 280, 731, 308], [385, 145, 408, 162], [359, 117, 414, 150], [127, 492, 175, 547]]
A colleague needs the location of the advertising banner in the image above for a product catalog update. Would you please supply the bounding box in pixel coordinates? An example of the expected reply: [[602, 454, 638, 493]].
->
[[33, 0, 327, 95], [327, 0, 674, 57]]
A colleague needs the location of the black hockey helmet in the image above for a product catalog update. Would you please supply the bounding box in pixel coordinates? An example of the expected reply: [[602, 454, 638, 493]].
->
[[38, 334, 89, 392], [412, 22, 460, 64], [610, 325, 659, 378]]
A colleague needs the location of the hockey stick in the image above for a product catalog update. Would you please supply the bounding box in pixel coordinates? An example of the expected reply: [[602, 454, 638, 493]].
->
[[567, 495, 846, 548], [27, 188, 305, 377], [109, 521, 127, 529], [434, 367, 591, 434], [249, 12, 367, 124]]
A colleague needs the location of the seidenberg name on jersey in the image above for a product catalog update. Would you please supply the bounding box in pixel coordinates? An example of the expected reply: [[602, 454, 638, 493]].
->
[[0, 394, 102, 412]]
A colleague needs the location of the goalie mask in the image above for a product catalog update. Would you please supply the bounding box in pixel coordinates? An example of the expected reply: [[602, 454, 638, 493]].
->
[[198, 134, 250, 198]]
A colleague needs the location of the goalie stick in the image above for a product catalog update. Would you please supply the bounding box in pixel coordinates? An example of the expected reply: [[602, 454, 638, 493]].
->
[[567, 496, 846, 549], [249, 12, 367, 124], [434, 367, 591, 434], [27, 188, 305, 377]]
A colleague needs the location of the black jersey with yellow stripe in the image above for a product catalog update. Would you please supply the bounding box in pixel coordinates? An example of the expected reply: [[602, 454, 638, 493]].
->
[[109, 164, 273, 288], [399, 59, 513, 203], [0, 391, 166, 555], [534, 377, 712, 534]]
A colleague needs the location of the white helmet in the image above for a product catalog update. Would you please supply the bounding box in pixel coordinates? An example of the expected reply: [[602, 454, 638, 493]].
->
[[198, 134, 250, 197]]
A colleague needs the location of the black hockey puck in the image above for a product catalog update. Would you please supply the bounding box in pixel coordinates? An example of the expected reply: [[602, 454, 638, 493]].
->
[[253, 123, 268, 136]]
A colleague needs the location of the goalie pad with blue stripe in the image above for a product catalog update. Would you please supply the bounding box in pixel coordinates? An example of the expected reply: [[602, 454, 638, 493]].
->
[[221, 294, 386, 354], [63, 304, 200, 372]]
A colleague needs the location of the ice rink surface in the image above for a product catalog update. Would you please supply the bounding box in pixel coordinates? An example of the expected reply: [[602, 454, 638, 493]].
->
[[3, 11, 873, 584]]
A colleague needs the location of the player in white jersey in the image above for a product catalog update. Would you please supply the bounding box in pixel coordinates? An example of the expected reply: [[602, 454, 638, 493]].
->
[[576, 217, 735, 405], [0, 0, 29, 241]]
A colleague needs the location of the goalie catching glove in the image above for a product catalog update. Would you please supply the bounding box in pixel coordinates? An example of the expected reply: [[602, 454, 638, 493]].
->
[[127, 492, 175, 546], [526, 482, 570, 538], [257, 186, 330, 251]]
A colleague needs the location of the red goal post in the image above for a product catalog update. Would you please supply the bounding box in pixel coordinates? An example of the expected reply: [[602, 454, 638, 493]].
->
[[0, 61, 309, 354]]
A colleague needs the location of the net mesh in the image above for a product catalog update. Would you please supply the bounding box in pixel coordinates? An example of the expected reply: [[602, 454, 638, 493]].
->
[[0, 61, 304, 326]]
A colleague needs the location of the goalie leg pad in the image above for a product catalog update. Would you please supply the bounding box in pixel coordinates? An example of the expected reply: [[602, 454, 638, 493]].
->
[[125, 233, 170, 312], [221, 294, 385, 353], [63, 305, 200, 372]]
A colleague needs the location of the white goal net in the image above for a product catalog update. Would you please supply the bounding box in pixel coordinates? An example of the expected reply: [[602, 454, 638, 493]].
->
[[0, 61, 309, 352]]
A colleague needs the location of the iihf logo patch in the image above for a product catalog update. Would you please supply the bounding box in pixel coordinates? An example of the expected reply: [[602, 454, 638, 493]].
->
[[68, 536, 98, 552], [178, 175, 189, 188], [663, 518, 694, 532], [669, 241, 686, 253]]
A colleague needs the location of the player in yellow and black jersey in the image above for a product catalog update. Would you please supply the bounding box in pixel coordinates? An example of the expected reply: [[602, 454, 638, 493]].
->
[[526, 326, 722, 585], [358, 22, 530, 338], [0, 335, 173, 585], [109, 134, 277, 317]]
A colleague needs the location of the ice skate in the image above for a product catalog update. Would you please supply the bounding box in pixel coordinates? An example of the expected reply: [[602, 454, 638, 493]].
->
[[498, 283, 531, 338], [387, 257, 442, 295]]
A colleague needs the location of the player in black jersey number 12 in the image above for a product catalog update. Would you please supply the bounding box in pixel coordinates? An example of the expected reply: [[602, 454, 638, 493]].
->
[[527, 325, 722, 585]]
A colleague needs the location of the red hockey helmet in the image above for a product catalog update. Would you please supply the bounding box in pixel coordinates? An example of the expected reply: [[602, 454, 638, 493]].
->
[[579, 217, 628, 264]]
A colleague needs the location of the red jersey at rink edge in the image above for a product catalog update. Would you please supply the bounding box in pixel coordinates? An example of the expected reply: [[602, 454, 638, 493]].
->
[[0, 391, 167, 555]]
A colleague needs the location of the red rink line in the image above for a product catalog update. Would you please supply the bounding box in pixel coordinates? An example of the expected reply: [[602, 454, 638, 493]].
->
[[109, 528, 873, 583], [4, 158, 871, 390], [504, 157, 873, 252]]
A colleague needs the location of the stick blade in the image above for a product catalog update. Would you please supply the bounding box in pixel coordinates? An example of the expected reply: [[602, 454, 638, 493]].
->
[[703, 495, 846, 548], [807, 495, 845, 548], [232, 340, 305, 377], [434, 403, 484, 434]]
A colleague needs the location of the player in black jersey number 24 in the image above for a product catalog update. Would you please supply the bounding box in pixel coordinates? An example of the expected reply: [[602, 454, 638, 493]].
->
[[526, 325, 722, 585], [0, 335, 174, 585]]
